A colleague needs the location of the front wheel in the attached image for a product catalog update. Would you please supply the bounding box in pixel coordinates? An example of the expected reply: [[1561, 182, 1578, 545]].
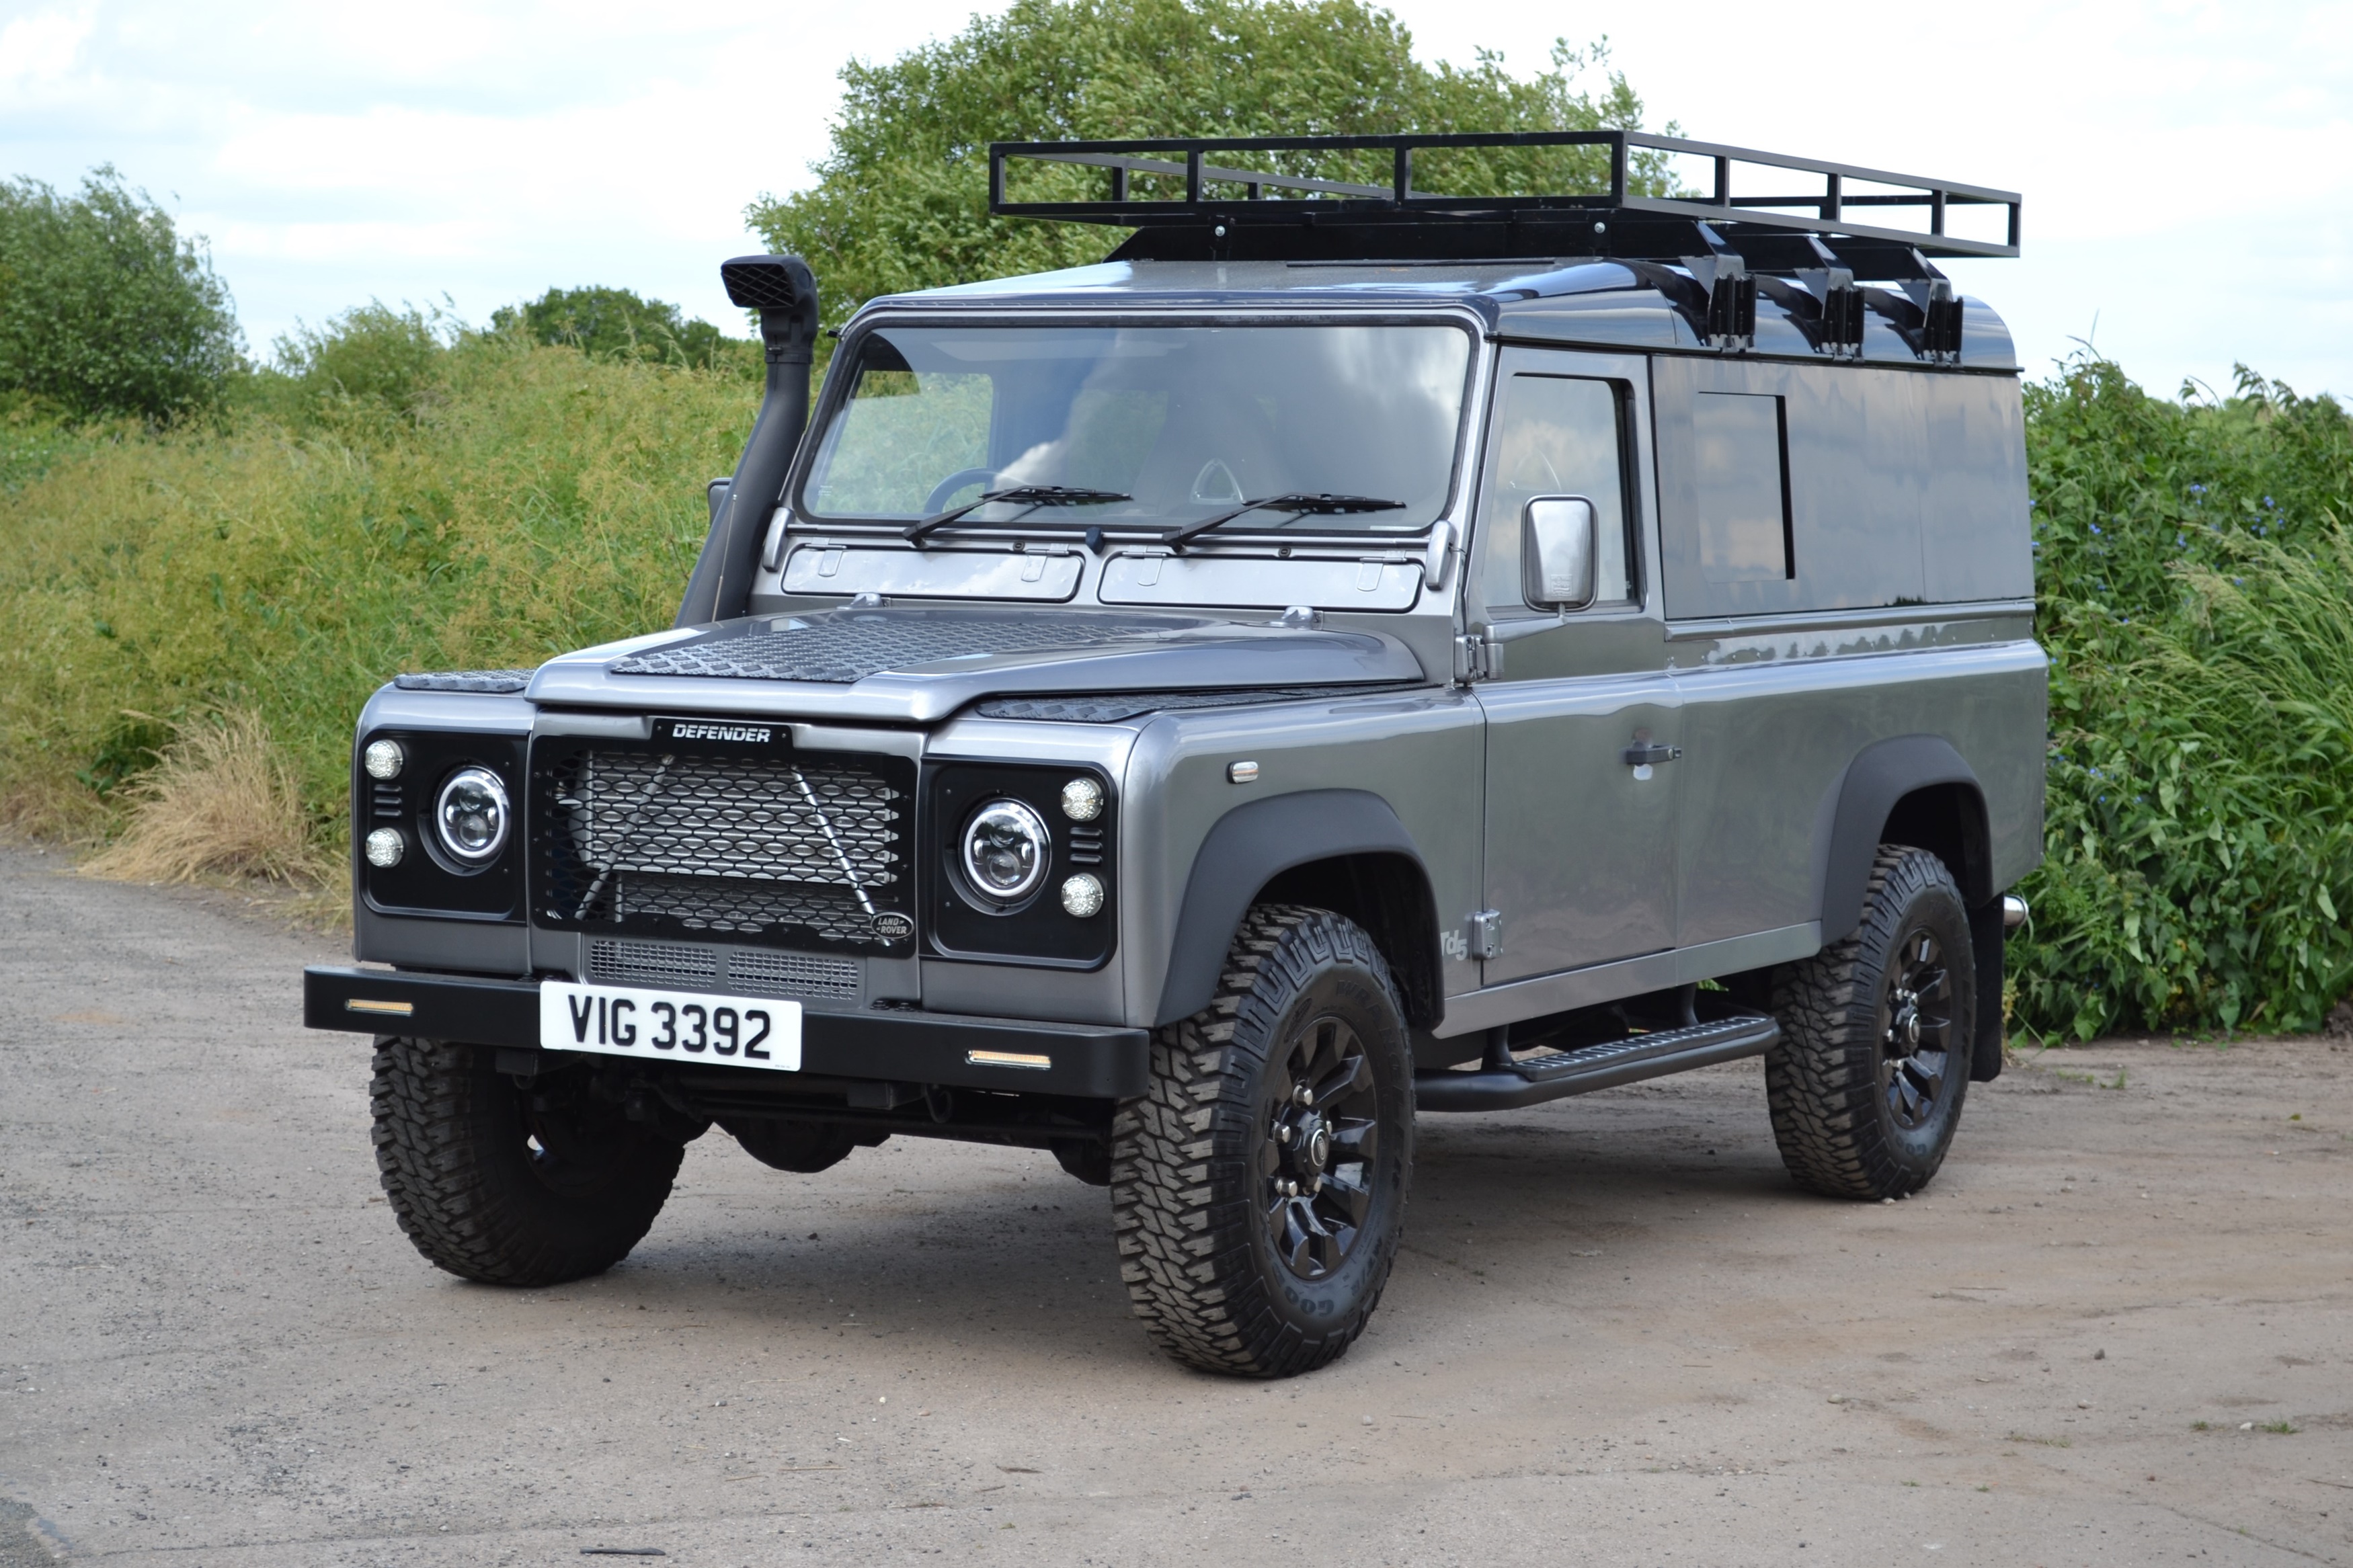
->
[[372, 1038, 690, 1286], [1767, 845, 1977, 1200], [1111, 905, 1414, 1378]]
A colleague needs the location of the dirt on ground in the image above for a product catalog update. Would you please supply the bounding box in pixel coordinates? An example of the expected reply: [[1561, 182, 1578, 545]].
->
[[1, 843, 2348, 1566]]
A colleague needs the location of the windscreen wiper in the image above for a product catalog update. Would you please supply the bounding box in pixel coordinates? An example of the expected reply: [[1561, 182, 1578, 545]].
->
[[1162, 492, 1405, 551], [904, 486, 1132, 546]]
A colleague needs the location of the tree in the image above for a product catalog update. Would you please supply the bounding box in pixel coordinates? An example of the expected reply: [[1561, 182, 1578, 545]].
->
[[490, 286, 748, 372], [746, 0, 1674, 333], [0, 166, 242, 421]]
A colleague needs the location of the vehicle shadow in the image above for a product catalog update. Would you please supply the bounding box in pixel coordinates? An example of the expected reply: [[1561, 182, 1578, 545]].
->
[[582, 1073, 1817, 1374]]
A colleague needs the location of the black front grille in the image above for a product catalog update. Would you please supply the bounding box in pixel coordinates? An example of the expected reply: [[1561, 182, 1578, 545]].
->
[[531, 737, 916, 954], [586, 938, 862, 1001]]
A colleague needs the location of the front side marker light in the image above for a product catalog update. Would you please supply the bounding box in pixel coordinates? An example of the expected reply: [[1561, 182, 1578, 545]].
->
[[364, 827, 405, 868], [1060, 776, 1105, 821], [363, 739, 405, 780], [1060, 872, 1105, 918]]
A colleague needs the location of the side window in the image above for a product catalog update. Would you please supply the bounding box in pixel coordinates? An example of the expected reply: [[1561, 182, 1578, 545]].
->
[[1478, 374, 1633, 615], [1692, 391, 1792, 582]]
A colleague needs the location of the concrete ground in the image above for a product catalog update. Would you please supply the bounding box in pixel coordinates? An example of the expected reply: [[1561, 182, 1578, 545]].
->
[[1, 843, 2348, 1567]]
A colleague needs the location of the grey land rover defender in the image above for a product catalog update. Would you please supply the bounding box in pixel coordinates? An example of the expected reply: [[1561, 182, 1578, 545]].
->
[[305, 132, 2044, 1378]]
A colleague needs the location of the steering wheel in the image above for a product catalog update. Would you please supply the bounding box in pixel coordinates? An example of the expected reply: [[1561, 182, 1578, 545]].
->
[[924, 468, 1000, 515]]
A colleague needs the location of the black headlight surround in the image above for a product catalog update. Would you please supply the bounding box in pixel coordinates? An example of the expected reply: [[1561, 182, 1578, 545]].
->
[[925, 761, 1115, 968], [356, 728, 524, 920]]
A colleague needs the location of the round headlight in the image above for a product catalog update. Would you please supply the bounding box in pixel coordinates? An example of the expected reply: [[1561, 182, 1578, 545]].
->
[[1060, 872, 1105, 918], [363, 739, 405, 780], [961, 799, 1050, 905], [1060, 776, 1105, 821], [434, 767, 511, 865], [364, 827, 405, 868]]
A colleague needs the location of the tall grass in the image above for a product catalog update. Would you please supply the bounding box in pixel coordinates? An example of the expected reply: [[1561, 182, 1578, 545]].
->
[[0, 333, 756, 843], [81, 707, 329, 886]]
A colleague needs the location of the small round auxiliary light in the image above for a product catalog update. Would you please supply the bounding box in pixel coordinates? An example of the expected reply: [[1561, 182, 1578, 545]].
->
[[434, 767, 511, 865], [1060, 776, 1105, 822], [364, 827, 405, 868], [1060, 873, 1105, 919], [363, 739, 405, 780], [961, 799, 1051, 906]]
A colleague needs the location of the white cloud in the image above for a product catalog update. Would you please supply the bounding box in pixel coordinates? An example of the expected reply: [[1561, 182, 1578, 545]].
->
[[0, 4, 95, 88]]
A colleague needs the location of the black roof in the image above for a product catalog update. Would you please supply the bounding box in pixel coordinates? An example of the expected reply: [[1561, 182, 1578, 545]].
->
[[990, 131, 2019, 280]]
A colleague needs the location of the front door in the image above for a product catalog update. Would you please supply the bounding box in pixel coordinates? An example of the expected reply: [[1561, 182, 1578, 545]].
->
[[1472, 349, 1679, 987]]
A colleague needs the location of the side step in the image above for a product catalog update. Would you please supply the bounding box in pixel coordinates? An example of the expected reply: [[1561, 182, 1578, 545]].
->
[[1414, 1012, 1782, 1113]]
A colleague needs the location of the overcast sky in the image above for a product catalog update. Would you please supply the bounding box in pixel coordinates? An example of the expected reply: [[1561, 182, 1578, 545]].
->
[[1, 0, 2345, 399]]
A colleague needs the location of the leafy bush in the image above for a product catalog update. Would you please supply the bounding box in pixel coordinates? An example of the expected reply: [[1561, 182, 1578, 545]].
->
[[0, 167, 242, 421], [491, 286, 753, 374], [748, 0, 1675, 337], [2013, 360, 2353, 1038]]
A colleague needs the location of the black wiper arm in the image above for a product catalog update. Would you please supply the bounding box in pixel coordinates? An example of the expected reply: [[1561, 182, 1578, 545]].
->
[[903, 486, 1132, 545], [1162, 492, 1405, 550]]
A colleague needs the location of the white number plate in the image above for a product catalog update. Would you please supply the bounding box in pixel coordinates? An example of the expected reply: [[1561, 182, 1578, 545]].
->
[[539, 981, 802, 1071]]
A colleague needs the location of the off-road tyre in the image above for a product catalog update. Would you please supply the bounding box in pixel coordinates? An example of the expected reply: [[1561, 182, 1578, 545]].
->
[[1767, 845, 1977, 1200], [1111, 905, 1414, 1378], [372, 1037, 686, 1286]]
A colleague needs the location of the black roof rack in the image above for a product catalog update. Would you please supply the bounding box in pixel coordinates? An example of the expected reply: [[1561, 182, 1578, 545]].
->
[[989, 132, 2018, 278]]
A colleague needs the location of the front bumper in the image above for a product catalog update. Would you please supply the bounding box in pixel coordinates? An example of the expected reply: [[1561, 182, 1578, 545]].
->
[[302, 965, 1148, 1099]]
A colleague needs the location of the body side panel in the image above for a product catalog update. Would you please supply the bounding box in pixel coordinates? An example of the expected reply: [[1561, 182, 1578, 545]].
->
[[1668, 638, 2047, 948]]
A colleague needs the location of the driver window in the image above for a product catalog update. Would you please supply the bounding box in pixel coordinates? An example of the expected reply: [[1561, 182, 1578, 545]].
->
[[1477, 374, 1632, 616]]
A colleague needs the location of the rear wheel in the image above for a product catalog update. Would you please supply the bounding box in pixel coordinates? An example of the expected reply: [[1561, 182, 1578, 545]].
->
[[1111, 905, 1414, 1378], [1767, 845, 1977, 1200], [372, 1038, 692, 1286]]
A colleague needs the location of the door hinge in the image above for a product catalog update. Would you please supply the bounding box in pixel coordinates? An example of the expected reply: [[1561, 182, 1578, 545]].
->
[[1468, 909, 1505, 960], [1453, 632, 1504, 683]]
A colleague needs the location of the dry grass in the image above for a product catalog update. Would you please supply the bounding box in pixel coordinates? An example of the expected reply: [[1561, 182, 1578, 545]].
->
[[82, 709, 334, 889]]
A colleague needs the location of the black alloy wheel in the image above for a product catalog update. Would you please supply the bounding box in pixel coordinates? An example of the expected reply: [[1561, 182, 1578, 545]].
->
[[1880, 928, 1955, 1131], [1260, 1016, 1380, 1281], [1767, 845, 1977, 1200]]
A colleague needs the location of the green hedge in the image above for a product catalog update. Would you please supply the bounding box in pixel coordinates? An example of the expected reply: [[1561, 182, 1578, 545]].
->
[[2013, 360, 2353, 1037]]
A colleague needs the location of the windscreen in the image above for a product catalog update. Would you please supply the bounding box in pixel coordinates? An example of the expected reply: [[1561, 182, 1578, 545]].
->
[[801, 323, 1473, 533]]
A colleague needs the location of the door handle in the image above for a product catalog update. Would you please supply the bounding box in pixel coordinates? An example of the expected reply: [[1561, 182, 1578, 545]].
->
[[1622, 742, 1683, 766]]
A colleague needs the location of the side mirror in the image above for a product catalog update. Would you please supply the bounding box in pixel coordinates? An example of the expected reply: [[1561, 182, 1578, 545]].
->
[[1522, 495, 1598, 610]]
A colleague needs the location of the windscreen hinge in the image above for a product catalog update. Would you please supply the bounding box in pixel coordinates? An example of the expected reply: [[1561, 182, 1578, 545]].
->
[[1452, 632, 1503, 684]]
